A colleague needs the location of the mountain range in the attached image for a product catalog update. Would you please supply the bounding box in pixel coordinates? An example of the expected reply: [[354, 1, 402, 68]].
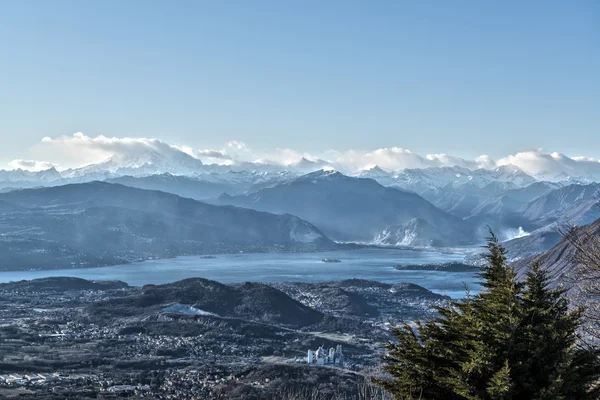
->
[[1, 148, 596, 188], [213, 170, 476, 246], [0, 182, 334, 271], [0, 149, 598, 257]]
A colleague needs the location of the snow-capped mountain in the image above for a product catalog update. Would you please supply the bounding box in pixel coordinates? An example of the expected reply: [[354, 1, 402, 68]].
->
[[1, 152, 598, 251], [483, 165, 538, 187], [0, 167, 62, 183], [62, 149, 205, 178], [191, 169, 295, 187], [0, 148, 597, 228], [354, 165, 537, 195], [354, 165, 391, 179], [287, 157, 334, 173]]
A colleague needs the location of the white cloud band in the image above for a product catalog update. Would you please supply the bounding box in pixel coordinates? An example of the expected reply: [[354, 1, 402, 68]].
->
[[10, 132, 600, 181]]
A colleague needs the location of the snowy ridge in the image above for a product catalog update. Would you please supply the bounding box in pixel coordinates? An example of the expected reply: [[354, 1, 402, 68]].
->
[[1, 151, 596, 191], [353, 165, 538, 194]]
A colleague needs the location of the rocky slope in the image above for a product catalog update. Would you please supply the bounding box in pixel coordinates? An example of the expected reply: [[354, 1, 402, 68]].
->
[[513, 218, 600, 286]]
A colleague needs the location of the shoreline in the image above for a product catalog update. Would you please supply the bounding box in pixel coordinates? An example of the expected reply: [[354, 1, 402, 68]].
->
[[0, 242, 475, 274]]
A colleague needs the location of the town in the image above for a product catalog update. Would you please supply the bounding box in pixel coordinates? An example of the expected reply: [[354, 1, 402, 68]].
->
[[0, 276, 448, 398]]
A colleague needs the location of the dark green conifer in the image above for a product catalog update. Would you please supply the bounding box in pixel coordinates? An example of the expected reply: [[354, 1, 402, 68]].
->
[[378, 233, 600, 400]]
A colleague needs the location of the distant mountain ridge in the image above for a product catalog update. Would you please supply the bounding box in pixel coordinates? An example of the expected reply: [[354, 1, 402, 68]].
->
[[214, 170, 477, 246], [1, 154, 599, 251], [105, 170, 295, 200], [0, 182, 335, 271], [1, 153, 595, 190], [62, 149, 205, 178], [355, 165, 537, 195]]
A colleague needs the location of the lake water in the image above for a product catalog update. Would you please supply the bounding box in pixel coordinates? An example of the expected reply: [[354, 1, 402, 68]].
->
[[0, 248, 481, 298]]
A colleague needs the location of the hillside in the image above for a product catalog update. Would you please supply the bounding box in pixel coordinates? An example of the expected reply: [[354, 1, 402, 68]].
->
[[106, 170, 295, 201], [87, 277, 325, 328], [0, 277, 129, 292], [0, 182, 335, 270], [502, 185, 600, 259], [516, 183, 599, 225], [106, 173, 237, 200], [513, 218, 600, 286], [503, 226, 564, 261], [215, 170, 476, 246]]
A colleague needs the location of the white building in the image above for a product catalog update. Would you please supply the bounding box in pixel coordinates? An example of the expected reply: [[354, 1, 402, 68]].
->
[[307, 344, 343, 366]]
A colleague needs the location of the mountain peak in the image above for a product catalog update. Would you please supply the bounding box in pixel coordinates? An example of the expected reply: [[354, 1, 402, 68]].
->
[[36, 166, 62, 179], [291, 157, 318, 168], [369, 165, 386, 172], [494, 164, 526, 175], [65, 148, 204, 178], [357, 165, 389, 178], [285, 157, 334, 173], [300, 169, 343, 180]]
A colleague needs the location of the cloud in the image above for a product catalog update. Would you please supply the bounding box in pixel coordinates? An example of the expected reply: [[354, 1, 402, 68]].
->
[[325, 148, 485, 172], [30, 132, 244, 168], [501, 226, 530, 241], [227, 141, 250, 152], [475, 155, 496, 169], [259, 148, 305, 166], [194, 149, 233, 165], [172, 145, 195, 156], [324, 149, 600, 180], [8, 159, 57, 172], [328, 147, 424, 172], [425, 154, 479, 169], [195, 150, 232, 160], [33, 132, 193, 168], [497, 151, 600, 180], [14, 132, 600, 182]]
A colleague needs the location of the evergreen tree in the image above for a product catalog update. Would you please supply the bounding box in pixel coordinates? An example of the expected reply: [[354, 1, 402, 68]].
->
[[378, 233, 600, 400], [511, 262, 600, 399]]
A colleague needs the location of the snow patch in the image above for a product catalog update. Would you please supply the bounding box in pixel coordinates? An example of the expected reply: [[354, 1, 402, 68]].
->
[[372, 227, 418, 246], [162, 304, 217, 316]]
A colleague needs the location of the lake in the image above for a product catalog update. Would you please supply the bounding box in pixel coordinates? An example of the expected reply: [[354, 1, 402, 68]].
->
[[0, 248, 481, 298]]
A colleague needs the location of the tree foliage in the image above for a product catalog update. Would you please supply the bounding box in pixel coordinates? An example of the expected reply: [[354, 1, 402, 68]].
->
[[378, 232, 600, 400]]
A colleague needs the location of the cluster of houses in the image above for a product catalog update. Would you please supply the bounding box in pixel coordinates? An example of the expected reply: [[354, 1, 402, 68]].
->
[[0, 373, 60, 386], [307, 344, 343, 366]]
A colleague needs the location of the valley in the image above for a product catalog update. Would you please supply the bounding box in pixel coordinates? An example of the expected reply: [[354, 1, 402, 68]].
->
[[0, 275, 449, 399]]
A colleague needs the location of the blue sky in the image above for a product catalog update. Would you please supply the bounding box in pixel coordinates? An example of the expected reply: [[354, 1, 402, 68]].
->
[[1, 0, 599, 167]]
